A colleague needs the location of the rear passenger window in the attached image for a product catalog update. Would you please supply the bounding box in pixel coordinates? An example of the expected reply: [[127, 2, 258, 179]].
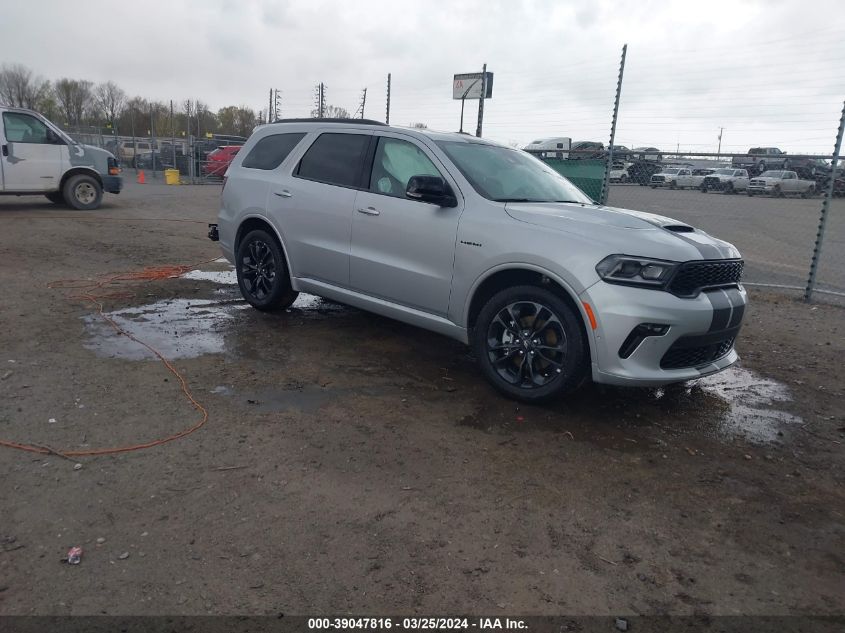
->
[[242, 133, 306, 170], [297, 133, 369, 188]]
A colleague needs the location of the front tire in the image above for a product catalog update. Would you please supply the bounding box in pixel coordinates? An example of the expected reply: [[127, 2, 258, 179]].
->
[[63, 174, 103, 210], [473, 286, 588, 403], [236, 229, 298, 311]]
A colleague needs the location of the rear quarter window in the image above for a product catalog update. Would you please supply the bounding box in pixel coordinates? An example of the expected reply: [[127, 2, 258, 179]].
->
[[241, 133, 306, 170], [296, 133, 370, 187]]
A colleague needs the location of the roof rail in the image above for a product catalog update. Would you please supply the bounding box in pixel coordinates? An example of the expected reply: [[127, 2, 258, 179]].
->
[[269, 118, 387, 126]]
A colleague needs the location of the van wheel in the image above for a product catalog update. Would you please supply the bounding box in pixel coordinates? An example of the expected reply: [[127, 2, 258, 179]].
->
[[45, 192, 65, 205], [236, 229, 298, 311], [473, 285, 588, 403], [63, 174, 103, 210]]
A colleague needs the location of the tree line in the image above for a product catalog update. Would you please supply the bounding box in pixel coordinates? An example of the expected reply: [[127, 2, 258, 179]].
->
[[0, 63, 261, 138]]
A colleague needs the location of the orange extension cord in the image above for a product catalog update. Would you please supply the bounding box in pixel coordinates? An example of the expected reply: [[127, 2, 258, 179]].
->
[[0, 257, 219, 458]]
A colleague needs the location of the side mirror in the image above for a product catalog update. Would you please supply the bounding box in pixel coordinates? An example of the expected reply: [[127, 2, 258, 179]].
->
[[405, 175, 457, 207]]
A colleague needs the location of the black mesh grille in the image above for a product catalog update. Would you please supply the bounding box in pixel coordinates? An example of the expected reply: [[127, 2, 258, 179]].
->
[[661, 337, 735, 370], [668, 260, 744, 297]]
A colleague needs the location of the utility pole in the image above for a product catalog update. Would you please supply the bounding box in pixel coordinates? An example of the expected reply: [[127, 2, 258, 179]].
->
[[268, 89, 273, 123], [475, 63, 487, 138], [599, 43, 627, 205], [385, 73, 391, 124], [717, 127, 724, 160], [356, 88, 367, 119]]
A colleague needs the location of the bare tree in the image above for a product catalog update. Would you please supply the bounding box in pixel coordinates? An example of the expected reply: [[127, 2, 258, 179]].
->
[[0, 63, 50, 109], [54, 78, 94, 126], [411, 122, 428, 129], [94, 81, 126, 126], [310, 104, 350, 119]]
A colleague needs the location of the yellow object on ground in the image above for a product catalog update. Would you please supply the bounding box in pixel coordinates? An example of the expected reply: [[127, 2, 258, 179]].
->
[[164, 169, 180, 185]]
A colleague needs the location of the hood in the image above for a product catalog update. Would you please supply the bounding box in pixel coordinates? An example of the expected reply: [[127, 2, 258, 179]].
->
[[67, 143, 114, 172], [505, 202, 740, 260]]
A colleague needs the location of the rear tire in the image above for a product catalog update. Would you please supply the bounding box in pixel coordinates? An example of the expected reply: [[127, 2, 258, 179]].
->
[[472, 285, 588, 403], [63, 174, 103, 210], [236, 229, 298, 311]]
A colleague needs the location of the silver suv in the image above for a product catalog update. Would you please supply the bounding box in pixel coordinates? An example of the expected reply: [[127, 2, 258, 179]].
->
[[212, 119, 747, 402]]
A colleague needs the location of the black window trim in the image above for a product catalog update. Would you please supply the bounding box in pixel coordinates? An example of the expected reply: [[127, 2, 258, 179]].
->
[[241, 131, 307, 171], [292, 131, 374, 191], [363, 134, 452, 203]]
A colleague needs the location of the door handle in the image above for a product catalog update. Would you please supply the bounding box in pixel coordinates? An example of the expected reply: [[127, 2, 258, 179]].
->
[[274, 190, 292, 198], [357, 207, 380, 216]]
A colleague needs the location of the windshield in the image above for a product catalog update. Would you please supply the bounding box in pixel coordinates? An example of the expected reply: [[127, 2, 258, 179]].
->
[[760, 171, 785, 178], [436, 141, 592, 204]]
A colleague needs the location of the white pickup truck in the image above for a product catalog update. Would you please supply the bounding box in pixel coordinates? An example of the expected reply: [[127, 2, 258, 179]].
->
[[700, 168, 750, 193], [650, 168, 713, 189], [747, 170, 816, 197]]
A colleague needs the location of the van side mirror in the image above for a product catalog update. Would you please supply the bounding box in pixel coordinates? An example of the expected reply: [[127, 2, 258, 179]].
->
[[406, 175, 457, 207]]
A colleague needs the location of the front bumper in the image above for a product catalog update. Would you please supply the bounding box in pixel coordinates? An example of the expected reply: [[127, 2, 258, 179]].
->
[[102, 175, 123, 194], [581, 281, 747, 387]]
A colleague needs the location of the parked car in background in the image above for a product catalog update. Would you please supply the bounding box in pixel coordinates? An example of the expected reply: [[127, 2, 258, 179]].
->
[[786, 157, 830, 180], [732, 147, 788, 175], [627, 161, 664, 186], [747, 170, 816, 197], [1, 105, 122, 209], [213, 119, 746, 402], [632, 146, 663, 162], [523, 137, 571, 159], [118, 140, 156, 167], [202, 145, 243, 178], [569, 141, 605, 159], [135, 150, 172, 171], [649, 167, 702, 189], [700, 168, 749, 193], [610, 145, 630, 159], [609, 163, 629, 182]]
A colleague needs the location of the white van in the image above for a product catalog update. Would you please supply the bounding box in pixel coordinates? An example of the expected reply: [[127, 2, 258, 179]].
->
[[523, 137, 571, 159], [0, 106, 123, 209]]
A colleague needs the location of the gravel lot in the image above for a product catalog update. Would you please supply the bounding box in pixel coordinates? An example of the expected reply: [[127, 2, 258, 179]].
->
[[608, 185, 845, 297], [0, 181, 843, 617]]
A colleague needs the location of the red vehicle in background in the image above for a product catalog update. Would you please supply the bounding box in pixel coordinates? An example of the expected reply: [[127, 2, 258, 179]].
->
[[202, 145, 242, 178]]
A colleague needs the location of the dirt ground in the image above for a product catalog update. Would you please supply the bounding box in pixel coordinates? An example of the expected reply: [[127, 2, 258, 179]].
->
[[0, 181, 843, 617]]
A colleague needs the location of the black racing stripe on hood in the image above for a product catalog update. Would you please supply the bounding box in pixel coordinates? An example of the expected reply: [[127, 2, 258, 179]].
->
[[666, 229, 723, 259]]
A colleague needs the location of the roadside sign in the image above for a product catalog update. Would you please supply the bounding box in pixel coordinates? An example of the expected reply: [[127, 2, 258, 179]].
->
[[453, 72, 494, 100]]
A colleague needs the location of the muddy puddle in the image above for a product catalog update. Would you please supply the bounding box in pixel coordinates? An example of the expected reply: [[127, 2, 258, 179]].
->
[[84, 262, 802, 446]]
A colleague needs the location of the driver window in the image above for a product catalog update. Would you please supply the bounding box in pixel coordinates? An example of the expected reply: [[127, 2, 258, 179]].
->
[[370, 137, 441, 199], [2, 112, 51, 144]]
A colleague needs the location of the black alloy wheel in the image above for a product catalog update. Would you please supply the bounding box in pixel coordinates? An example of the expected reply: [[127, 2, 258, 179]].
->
[[235, 229, 298, 311]]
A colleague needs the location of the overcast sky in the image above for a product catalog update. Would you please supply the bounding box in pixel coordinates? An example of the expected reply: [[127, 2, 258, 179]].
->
[[2, 0, 844, 153]]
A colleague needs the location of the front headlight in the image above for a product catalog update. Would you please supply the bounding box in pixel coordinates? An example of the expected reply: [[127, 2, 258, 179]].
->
[[595, 255, 679, 289]]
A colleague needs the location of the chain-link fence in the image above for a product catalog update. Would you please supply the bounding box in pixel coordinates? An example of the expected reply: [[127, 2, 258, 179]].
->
[[63, 125, 246, 184]]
